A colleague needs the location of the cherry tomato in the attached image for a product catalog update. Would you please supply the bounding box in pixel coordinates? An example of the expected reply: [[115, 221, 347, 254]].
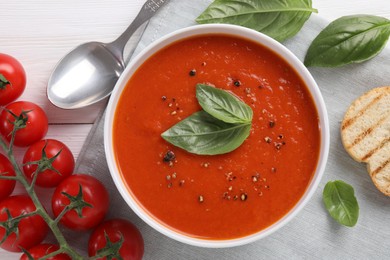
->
[[0, 101, 48, 147], [88, 219, 144, 260], [0, 195, 48, 252], [0, 153, 16, 201], [23, 139, 75, 188], [19, 243, 71, 260], [0, 53, 26, 106], [52, 174, 109, 230]]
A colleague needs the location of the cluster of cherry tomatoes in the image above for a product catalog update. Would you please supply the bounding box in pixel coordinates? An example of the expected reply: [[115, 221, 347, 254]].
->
[[0, 54, 144, 259]]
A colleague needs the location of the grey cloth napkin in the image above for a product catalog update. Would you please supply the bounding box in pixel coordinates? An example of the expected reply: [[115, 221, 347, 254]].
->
[[74, 0, 390, 259]]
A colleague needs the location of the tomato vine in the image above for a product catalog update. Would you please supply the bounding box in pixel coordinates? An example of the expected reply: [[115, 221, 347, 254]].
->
[[0, 108, 139, 259], [0, 126, 84, 259]]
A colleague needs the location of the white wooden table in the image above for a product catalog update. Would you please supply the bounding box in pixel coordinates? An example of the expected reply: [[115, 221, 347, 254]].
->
[[1, 0, 389, 258]]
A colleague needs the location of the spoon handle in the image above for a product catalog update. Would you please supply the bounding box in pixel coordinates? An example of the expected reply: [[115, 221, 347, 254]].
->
[[106, 0, 170, 64]]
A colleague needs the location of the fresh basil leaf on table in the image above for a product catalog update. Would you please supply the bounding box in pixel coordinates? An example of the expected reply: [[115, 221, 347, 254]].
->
[[305, 15, 390, 67], [196, 0, 318, 42], [323, 180, 359, 227], [196, 84, 253, 124], [161, 110, 251, 155]]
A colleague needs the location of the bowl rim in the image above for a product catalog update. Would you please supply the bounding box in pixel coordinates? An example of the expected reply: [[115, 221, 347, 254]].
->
[[104, 23, 330, 248]]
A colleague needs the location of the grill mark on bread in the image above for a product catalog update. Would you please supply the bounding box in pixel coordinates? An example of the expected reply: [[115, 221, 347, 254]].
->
[[341, 92, 384, 130], [371, 158, 390, 177], [362, 137, 390, 161], [346, 115, 388, 149]]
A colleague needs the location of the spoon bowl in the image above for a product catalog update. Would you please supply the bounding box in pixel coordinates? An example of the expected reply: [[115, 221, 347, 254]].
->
[[47, 0, 170, 109], [47, 42, 124, 109]]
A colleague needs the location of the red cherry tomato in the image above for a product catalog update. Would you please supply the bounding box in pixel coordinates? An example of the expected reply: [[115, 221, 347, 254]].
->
[[19, 243, 71, 260], [88, 219, 144, 260], [0, 153, 16, 201], [51, 174, 109, 230], [0, 101, 48, 147], [23, 139, 75, 188], [0, 195, 48, 252], [0, 53, 26, 106]]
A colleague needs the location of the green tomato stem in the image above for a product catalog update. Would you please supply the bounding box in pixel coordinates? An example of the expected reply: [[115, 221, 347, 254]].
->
[[29, 167, 40, 190], [53, 204, 71, 225], [0, 175, 19, 181]]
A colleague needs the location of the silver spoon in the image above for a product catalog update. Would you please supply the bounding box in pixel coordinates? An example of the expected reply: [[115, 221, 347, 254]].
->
[[47, 0, 169, 109]]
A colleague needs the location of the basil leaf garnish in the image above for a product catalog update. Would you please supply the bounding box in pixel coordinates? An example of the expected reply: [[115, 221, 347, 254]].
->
[[196, 0, 317, 42], [161, 111, 251, 155], [323, 180, 359, 227], [196, 84, 253, 124], [305, 15, 390, 67]]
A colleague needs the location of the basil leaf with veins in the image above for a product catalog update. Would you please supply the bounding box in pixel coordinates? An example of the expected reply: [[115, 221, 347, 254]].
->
[[161, 110, 251, 155], [323, 180, 359, 227], [196, 84, 252, 124], [196, 0, 317, 42], [305, 15, 390, 67]]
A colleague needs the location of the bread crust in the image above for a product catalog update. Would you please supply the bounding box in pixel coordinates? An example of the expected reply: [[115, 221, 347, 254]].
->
[[341, 86, 390, 196]]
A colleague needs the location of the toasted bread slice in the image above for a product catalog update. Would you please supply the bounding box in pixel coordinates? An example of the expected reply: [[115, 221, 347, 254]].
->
[[341, 86, 390, 196]]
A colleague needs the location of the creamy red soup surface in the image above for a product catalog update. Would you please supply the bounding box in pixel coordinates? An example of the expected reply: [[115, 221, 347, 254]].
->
[[113, 34, 320, 240]]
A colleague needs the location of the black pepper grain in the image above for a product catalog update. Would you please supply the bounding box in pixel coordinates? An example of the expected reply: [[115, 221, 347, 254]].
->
[[163, 150, 176, 163], [189, 69, 196, 76]]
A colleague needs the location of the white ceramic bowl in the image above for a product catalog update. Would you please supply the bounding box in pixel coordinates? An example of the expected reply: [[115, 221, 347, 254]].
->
[[104, 24, 330, 248]]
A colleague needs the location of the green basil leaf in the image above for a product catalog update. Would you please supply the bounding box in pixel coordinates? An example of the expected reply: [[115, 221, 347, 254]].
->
[[161, 111, 251, 155], [305, 15, 390, 67], [196, 0, 317, 42], [323, 180, 359, 227], [196, 84, 253, 124]]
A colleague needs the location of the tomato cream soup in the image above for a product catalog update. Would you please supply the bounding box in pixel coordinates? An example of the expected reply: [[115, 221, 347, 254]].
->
[[113, 34, 320, 240]]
